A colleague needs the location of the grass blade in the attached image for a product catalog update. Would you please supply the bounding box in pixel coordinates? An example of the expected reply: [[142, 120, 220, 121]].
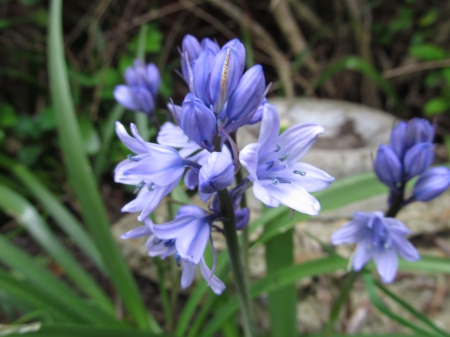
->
[[0, 235, 117, 325], [0, 154, 106, 274], [48, 0, 157, 330], [374, 280, 450, 337], [363, 273, 439, 337], [0, 323, 171, 337], [0, 183, 113, 315]]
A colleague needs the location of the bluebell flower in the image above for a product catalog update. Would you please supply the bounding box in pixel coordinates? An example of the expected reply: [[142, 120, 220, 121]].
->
[[114, 60, 160, 115], [120, 217, 225, 294], [373, 144, 403, 189], [403, 142, 434, 180], [331, 211, 420, 283], [224, 65, 266, 132], [156, 121, 201, 158], [199, 151, 235, 194], [413, 167, 450, 202], [114, 122, 197, 220], [239, 104, 334, 215], [404, 118, 434, 149], [181, 93, 217, 151], [151, 205, 213, 264], [181, 34, 203, 63], [389, 121, 407, 159]]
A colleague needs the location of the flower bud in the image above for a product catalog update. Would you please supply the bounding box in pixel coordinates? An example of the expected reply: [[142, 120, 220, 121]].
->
[[207, 47, 241, 113], [374, 144, 403, 189], [404, 142, 434, 180], [413, 167, 450, 201], [146, 63, 161, 97], [193, 49, 215, 105], [248, 99, 267, 125], [114, 85, 155, 115], [124, 60, 161, 98], [181, 34, 202, 62], [235, 208, 250, 230], [199, 151, 234, 193], [181, 94, 216, 151], [225, 64, 265, 125], [389, 121, 407, 159], [201, 37, 220, 54], [405, 118, 434, 149], [222, 39, 246, 74]]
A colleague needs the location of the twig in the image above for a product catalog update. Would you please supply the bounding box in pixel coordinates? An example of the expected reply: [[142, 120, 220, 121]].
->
[[105, 0, 204, 40], [288, 0, 329, 35], [383, 59, 450, 78], [180, 0, 236, 40], [270, 0, 318, 72], [206, 0, 294, 97]]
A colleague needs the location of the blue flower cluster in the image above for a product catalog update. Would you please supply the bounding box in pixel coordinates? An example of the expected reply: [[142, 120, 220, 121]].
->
[[332, 118, 450, 283], [114, 35, 334, 294]]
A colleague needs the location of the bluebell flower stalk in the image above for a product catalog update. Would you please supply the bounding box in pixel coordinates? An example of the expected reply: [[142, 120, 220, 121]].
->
[[331, 212, 419, 283]]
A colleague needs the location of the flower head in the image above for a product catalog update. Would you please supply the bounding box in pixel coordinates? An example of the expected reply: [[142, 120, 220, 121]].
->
[[239, 104, 334, 215], [331, 211, 420, 283]]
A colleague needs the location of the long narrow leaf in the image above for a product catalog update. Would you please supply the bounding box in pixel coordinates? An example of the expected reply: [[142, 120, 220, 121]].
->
[[199, 257, 347, 337], [374, 280, 450, 337], [0, 269, 87, 323], [363, 273, 438, 337], [0, 234, 118, 325], [0, 154, 106, 274], [47, 0, 157, 330], [0, 323, 171, 337], [265, 229, 297, 337], [0, 184, 113, 315]]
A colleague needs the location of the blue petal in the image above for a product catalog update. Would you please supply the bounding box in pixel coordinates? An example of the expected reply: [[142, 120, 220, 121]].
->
[[200, 258, 225, 295], [374, 144, 403, 188], [373, 249, 398, 283], [288, 162, 334, 192], [114, 85, 138, 110], [353, 238, 373, 271], [193, 49, 215, 105], [331, 220, 364, 245], [265, 182, 321, 215], [199, 151, 235, 193], [413, 166, 450, 201], [181, 260, 197, 289], [404, 142, 434, 180]]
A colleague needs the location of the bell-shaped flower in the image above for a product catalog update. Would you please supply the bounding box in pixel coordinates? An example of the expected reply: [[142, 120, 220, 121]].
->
[[181, 93, 217, 151], [199, 151, 234, 193], [124, 60, 161, 98], [193, 49, 216, 105], [405, 118, 434, 149], [114, 122, 186, 218], [222, 39, 246, 74], [389, 121, 407, 160], [413, 166, 450, 202], [181, 34, 203, 62], [224, 64, 265, 131], [157, 121, 201, 158], [331, 211, 420, 283], [152, 205, 212, 264], [374, 144, 403, 189], [201, 37, 220, 54], [403, 142, 434, 180], [181, 258, 225, 295], [114, 85, 155, 115], [239, 104, 334, 215], [207, 47, 241, 113]]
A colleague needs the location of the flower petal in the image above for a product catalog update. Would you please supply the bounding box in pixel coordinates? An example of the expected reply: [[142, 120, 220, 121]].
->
[[239, 143, 261, 180], [200, 258, 225, 295], [353, 238, 373, 271], [288, 162, 334, 192], [373, 249, 398, 283], [114, 85, 138, 110], [257, 104, 280, 154], [331, 220, 364, 245], [265, 182, 320, 215], [181, 260, 197, 289]]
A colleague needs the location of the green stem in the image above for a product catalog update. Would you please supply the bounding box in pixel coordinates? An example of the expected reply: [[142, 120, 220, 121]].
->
[[218, 189, 255, 337], [323, 271, 359, 336], [385, 183, 405, 218], [155, 259, 173, 332]]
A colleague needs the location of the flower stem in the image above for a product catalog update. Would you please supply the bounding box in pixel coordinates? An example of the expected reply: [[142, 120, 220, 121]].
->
[[385, 183, 405, 218], [218, 189, 256, 337]]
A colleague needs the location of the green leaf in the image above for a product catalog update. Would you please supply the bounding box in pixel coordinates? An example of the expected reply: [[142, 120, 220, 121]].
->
[[419, 8, 439, 27], [442, 68, 450, 85], [18, 145, 42, 167], [199, 257, 347, 337], [0, 184, 114, 317], [0, 153, 106, 273], [363, 273, 440, 337], [37, 106, 57, 131], [374, 280, 450, 337], [128, 27, 163, 53], [0, 104, 17, 127], [265, 229, 297, 337], [78, 115, 101, 155], [47, 0, 158, 330], [310, 56, 402, 113], [409, 44, 446, 61], [0, 235, 115, 325], [0, 323, 171, 337], [424, 97, 450, 116]]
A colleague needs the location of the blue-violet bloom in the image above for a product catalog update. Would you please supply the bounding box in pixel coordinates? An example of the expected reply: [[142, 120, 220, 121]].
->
[[413, 167, 450, 202], [199, 151, 235, 194], [331, 211, 420, 283], [239, 104, 334, 215]]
